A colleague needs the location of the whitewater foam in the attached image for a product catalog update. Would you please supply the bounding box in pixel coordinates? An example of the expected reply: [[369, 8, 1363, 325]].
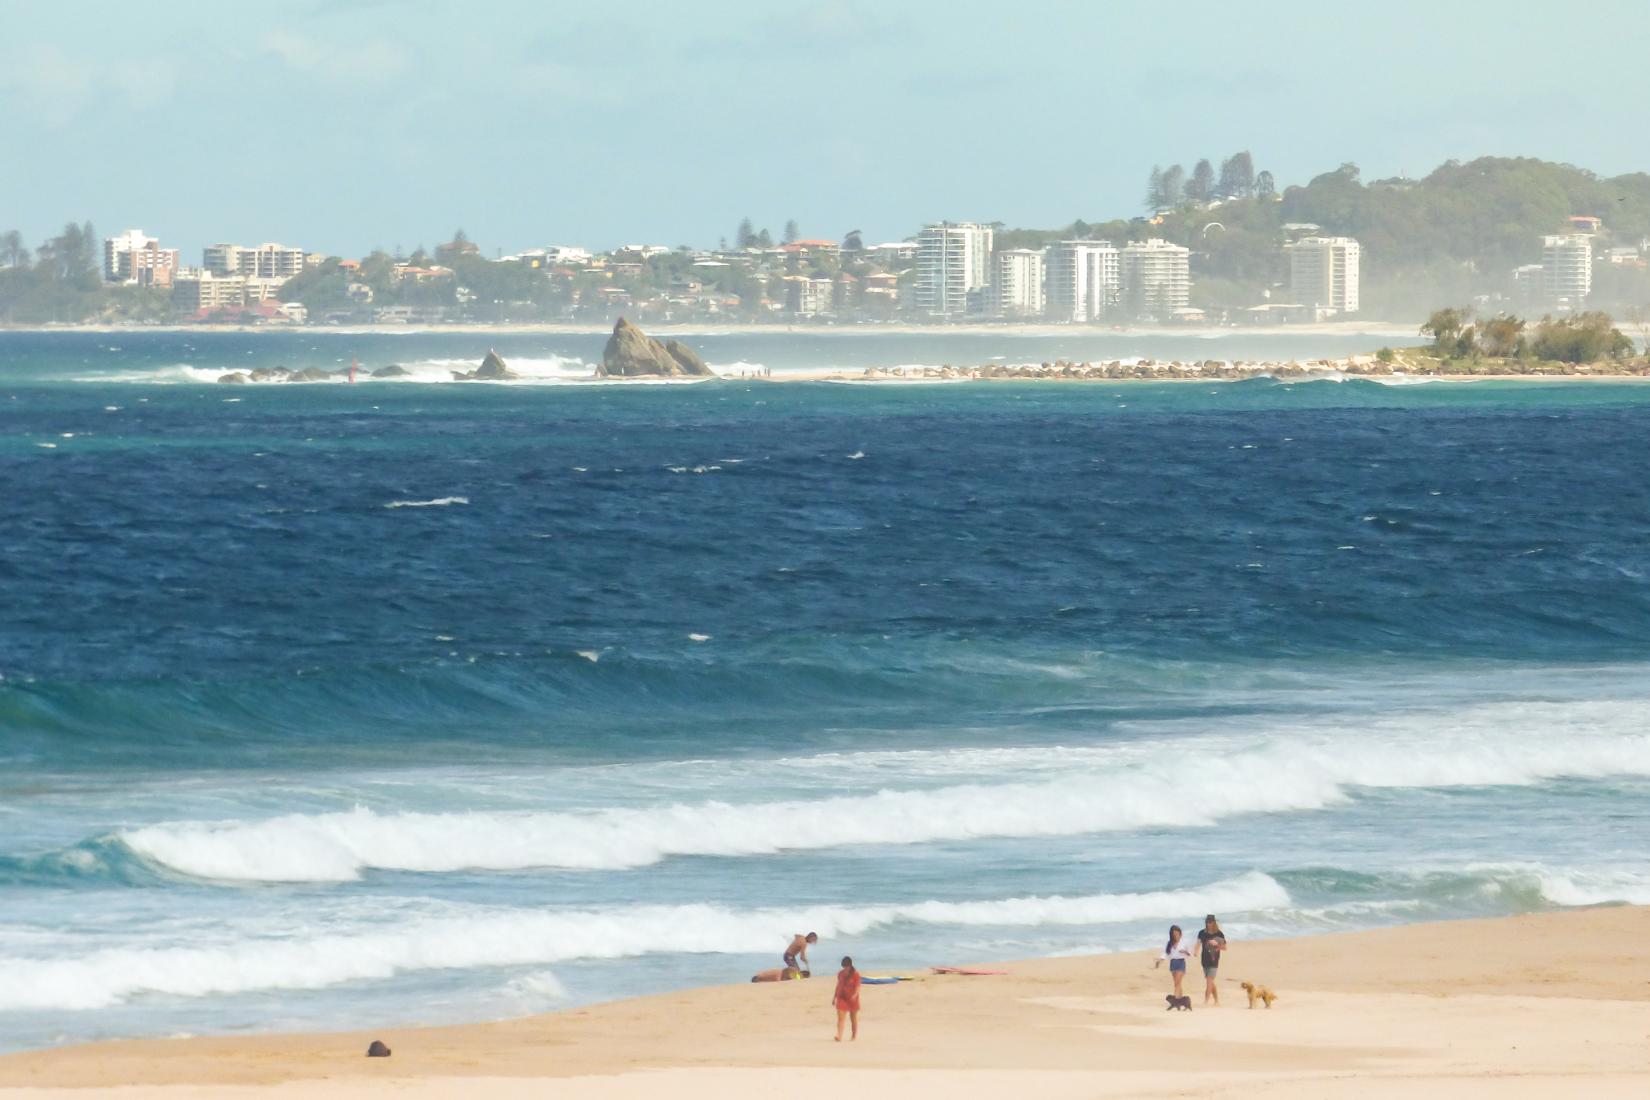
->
[[384, 496, 469, 509], [0, 873, 1284, 1011], [116, 699, 1650, 882], [70, 354, 705, 387]]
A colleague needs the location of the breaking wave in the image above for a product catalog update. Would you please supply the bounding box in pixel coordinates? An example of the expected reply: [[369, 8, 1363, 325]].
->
[[384, 496, 469, 508], [0, 873, 1286, 1010], [116, 708, 1650, 882]]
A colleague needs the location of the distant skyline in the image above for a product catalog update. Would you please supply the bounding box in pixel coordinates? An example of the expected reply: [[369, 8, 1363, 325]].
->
[[4, 0, 1649, 259]]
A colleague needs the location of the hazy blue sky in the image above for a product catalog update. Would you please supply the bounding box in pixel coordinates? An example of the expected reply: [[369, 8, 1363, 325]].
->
[[3, 0, 1648, 258]]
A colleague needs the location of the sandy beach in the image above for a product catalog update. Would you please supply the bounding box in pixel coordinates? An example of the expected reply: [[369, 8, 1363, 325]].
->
[[2, 906, 1644, 1099]]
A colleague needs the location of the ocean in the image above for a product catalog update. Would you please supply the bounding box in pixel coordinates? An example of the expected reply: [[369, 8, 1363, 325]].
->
[[3, 328, 1649, 1052]]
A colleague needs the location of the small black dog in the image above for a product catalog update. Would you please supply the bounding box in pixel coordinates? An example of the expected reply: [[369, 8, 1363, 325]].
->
[[1164, 994, 1192, 1011]]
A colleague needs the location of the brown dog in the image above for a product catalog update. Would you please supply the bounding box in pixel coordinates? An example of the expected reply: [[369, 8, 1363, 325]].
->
[[1239, 981, 1277, 1009]]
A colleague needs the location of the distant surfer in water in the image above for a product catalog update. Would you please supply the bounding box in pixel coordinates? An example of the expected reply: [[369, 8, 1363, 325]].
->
[[832, 956, 861, 1041], [785, 931, 817, 974]]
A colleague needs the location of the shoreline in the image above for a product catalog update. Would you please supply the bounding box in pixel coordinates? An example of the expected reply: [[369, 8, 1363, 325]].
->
[[0, 320, 1422, 339], [3, 905, 1645, 1098], [742, 366, 1650, 384]]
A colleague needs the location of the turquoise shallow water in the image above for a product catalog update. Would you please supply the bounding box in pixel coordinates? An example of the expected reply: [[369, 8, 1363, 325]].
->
[[2, 330, 1648, 1051]]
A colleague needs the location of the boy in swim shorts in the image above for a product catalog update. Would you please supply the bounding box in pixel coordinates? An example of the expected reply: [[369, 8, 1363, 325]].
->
[[785, 931, 817, 974]]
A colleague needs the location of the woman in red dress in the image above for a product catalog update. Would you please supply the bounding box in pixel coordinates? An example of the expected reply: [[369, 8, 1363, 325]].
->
[[832, 955, 861, 1041]]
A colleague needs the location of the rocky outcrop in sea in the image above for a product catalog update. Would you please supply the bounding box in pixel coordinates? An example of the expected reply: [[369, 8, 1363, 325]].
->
[[598, 317, 714, 378], [450, 350, 518, 381]]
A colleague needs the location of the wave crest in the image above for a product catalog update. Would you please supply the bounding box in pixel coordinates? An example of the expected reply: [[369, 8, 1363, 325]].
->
[[116, 711, 1650, 882], [0, 873, 1284, 1010]]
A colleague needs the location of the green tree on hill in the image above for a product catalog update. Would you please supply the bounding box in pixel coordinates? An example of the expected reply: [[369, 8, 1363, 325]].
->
[[1187, 159, 1215, 204], [0, 229, 27, 268], [1421, 307, 1471, 354], [1147, 165, 1188, 210], [1479, 315, 1527, 358], [277, 258, 356, 315], [1219, 152, 1256, 199], [0, 223, 105, 322], [1530, 312, 1634, 362], [1161, 165, 1186, 208]]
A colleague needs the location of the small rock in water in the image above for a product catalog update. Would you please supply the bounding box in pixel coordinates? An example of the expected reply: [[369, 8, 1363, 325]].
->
[[452, 350, 518, 381]]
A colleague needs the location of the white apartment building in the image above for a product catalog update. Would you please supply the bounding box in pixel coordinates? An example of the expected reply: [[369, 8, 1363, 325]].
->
[[1289, 236, 1361, 315], [204, 242, 308, 280], [785, 274, 835, 316], [103, 229, 180, 287], [1512, 263, 1545, 303], [545, 245, 592, 265], [869, 241, 918, 267], [171, 270, 247, 311], [914, 222, 993, 318], [1120, 238, 1191, 317], [244, 277, 288, 303], [1541, 233, 1592, 303], [992, 248, 1046, 318], [1044, 240, 1120, 322]]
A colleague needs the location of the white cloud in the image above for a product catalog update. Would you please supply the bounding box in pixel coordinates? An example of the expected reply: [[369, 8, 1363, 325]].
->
[[258, 29, 411, 83], [0, 45, 178, 127]]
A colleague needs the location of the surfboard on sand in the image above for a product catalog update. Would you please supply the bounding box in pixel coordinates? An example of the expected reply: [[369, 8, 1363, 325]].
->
[[930, 966, 1009, 975]]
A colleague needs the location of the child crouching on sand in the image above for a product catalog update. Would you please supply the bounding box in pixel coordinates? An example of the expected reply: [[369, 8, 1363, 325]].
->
[[833, 956, 861, 1041]]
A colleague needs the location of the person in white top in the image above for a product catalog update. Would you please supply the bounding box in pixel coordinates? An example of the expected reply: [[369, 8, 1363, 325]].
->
[[1154, 924, 1196, 1000]]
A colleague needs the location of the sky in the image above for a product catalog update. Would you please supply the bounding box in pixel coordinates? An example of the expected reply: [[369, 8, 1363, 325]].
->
[[3, 0, 1649, 260]]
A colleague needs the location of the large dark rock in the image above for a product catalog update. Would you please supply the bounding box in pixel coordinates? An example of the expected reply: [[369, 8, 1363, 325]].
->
[[451, 349, 519, 381], [664, 339, 711, 376], [598, 318, 714, 378], [217, 372, 249, 384], [372, 364, 410, 378], [287, 367, 329, 383]]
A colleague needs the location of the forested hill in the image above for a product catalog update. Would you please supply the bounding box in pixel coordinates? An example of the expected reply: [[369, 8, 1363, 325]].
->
[[1002, 157, 1650, 319]]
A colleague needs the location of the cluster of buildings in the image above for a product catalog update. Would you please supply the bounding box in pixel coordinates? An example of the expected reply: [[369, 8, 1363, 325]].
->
[[914, 222, 1360, 323], [102, 214, 1642, 325], [97, 221, 1369, 326], [1505, 217, 1647, 310], [104, 230, 310, 320]]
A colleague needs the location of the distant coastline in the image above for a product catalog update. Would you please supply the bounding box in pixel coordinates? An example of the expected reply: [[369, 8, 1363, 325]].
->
[[0, 319, 1424, 339]]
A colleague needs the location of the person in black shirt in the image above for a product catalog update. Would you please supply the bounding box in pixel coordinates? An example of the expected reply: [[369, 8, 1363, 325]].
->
[[1197, 914, 1228, 1005]]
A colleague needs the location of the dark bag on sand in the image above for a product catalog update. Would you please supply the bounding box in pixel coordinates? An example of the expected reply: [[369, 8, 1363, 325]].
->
[[366, 1040, 392, 1057]]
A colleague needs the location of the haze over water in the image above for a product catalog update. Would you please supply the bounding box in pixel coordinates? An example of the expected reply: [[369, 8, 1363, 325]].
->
[[3, 329, 1649, 1052]]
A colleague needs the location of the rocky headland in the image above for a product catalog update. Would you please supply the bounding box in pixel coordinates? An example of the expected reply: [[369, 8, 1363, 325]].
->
[[598, 317, 713, 378]]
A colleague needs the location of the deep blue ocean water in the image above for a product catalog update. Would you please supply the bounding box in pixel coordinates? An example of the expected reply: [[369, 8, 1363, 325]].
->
[[3, 329, 1649, 1051]]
